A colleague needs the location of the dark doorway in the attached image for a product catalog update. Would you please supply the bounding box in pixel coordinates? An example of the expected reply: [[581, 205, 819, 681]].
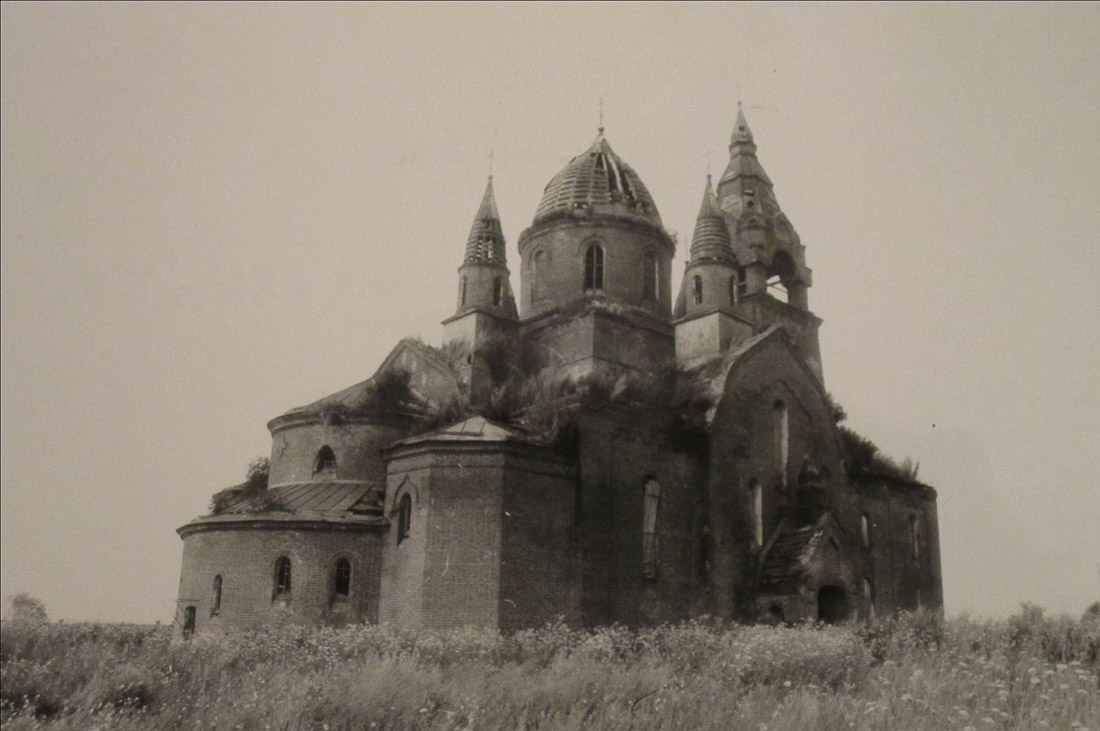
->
[[817, 585, 849, 624]]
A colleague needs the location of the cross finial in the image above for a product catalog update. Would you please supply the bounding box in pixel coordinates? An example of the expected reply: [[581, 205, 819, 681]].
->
[[598, 97, 604, 134], [704, 147, 716, 177]]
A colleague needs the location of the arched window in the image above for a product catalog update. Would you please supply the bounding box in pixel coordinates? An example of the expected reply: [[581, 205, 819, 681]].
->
[[584, 244, 604, 289], [182, 606, 196, 638], [909, 515, 921, 560], [492, 277, 503, 306], [314, 446, 337, 474], [460, 276, 467, 307], [750, 479, 763, 547], [212, 574, 222, 615], [642, 251, 658, 300], [642, 478, 660, 578], [273, 556, 292, 599], [861, 513, 872, 548], [333, 558, 351, 598], [397, 493, 412, 545], [863, 578, 874, 607], [531, 250, 544, 302], [729, 274, 738, 306], [692, 275, 703, 305], [774, 400, 789, 487]]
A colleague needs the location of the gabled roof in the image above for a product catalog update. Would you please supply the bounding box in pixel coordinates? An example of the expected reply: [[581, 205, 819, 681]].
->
[[759, 513, 844, 591], [278, 338, 461, 419]]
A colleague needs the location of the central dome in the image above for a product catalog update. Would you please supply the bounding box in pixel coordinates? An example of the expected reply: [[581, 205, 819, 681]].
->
[[533, 132, 662, 228]]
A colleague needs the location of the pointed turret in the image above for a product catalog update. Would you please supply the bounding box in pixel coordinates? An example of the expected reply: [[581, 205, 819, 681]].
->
[[464, 177, 506, 264], [689, 175, 735, 264], [443, 176, 519, 402]]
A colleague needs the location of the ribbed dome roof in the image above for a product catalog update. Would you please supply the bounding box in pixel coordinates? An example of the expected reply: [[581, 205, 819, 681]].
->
[[533, 132, 662, 228]]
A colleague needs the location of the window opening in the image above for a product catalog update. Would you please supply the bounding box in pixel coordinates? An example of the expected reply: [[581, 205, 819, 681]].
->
[[460, 276, 467, 306], [774, 400, 789, 488], [397, 493, 413, 545], [212, 575, 222, 615], [863, 578, 874, 607], [531, 251, 544, 302], [493, 277, 502, 306], [642, 251, 658, 300], [750, 479, 763, 547], [692, 275, 703, 305], [584, 244, 604, 289], [314, 445, 336, 474], [909, 515, 921, 560], [334, 558, 351, 598], [182, 606, 196, 638], [861, 514, 872, 548], [273, 556, 292, 599], [642, 478, 661, 578]]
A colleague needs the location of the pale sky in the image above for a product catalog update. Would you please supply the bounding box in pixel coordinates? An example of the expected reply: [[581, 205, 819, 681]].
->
[[2, 2, 1098, 623]]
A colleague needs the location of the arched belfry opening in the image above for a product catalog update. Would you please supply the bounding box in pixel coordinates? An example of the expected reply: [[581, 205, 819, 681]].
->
[[767, 250, 796, 303], [817, 585, 849, 624]]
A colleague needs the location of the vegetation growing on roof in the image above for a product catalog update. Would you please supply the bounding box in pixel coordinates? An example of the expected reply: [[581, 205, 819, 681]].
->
[[839, 426, 920, 483], [209, 458, 286, 515]]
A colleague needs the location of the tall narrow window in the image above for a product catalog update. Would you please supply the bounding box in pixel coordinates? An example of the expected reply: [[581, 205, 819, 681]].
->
[[397, 493, 412, 545], [460, 277, 467, 306], [861, 514, 872, 548], [774, 400, 789, 488], [531, 251, 544, 302], [584, 244, 604, 289], [273, 556, 292, 599], [692, 275, 703, 305], [909, 515, 921, 560], [212, 574, 222, 615], [750, 479, 763, 547], [314, 445, 336, 474], [642, 478, 661, 578], [729, 274, 738, 306], [642, 251, 658, 300], [492, 277, 503, 306], [863, 578, 874, 610], [333, 558, 351, 598]]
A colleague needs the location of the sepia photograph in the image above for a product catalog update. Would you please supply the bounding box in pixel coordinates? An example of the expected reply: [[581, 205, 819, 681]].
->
[[2, 2, 1098, 728]]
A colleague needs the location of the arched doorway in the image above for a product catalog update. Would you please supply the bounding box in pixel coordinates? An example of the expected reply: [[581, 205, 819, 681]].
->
[[817, 585, 849, 624]]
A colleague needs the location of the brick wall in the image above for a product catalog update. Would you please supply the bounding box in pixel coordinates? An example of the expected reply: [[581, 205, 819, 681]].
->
[[175, 522, 383, 636], [517, 217, 674, 320], [267, 420, 404, 487]]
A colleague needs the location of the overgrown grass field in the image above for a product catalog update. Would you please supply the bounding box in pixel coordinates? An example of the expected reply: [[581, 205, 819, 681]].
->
[[2, 608, 1097, 729]]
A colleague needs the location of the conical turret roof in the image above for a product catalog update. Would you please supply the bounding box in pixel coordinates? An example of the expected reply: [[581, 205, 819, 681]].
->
[[533, 130, 662, 228], [689, 176, 735, 263], [718, 107, 780, 218], [464, 177, 506, 264]]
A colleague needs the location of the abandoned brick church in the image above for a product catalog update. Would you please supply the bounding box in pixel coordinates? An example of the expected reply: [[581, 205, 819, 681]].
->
[[175, 109, 942, 634]]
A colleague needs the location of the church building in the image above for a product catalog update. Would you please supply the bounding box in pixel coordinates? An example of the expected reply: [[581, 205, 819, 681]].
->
[[175, 109, 942, 634]]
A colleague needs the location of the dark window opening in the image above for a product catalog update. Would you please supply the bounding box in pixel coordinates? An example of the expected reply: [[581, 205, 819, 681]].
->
[[397, 493, 412, 545], [531, 251, 544, 302], [861, 514, 872, 549], [314, 446, 336, 474], [909, 515, 921, 560], [460, 277, 467, 306], [642, 251, 658, 300], [211, 575, 222, 616], [642, 478, 660, 579], [334, 558, 351, 598], [492, 277, 503, 306], [584, 244, 604, 289], [692, 275, 703, 305], [273, 556, 292, 600]]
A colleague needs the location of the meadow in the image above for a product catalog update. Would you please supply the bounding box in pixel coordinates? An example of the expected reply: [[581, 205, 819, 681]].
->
[[1, 607, 1097, 730]]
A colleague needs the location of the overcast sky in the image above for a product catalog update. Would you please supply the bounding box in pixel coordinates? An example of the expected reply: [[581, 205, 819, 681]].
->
[[2, 3, 1098, 623]]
